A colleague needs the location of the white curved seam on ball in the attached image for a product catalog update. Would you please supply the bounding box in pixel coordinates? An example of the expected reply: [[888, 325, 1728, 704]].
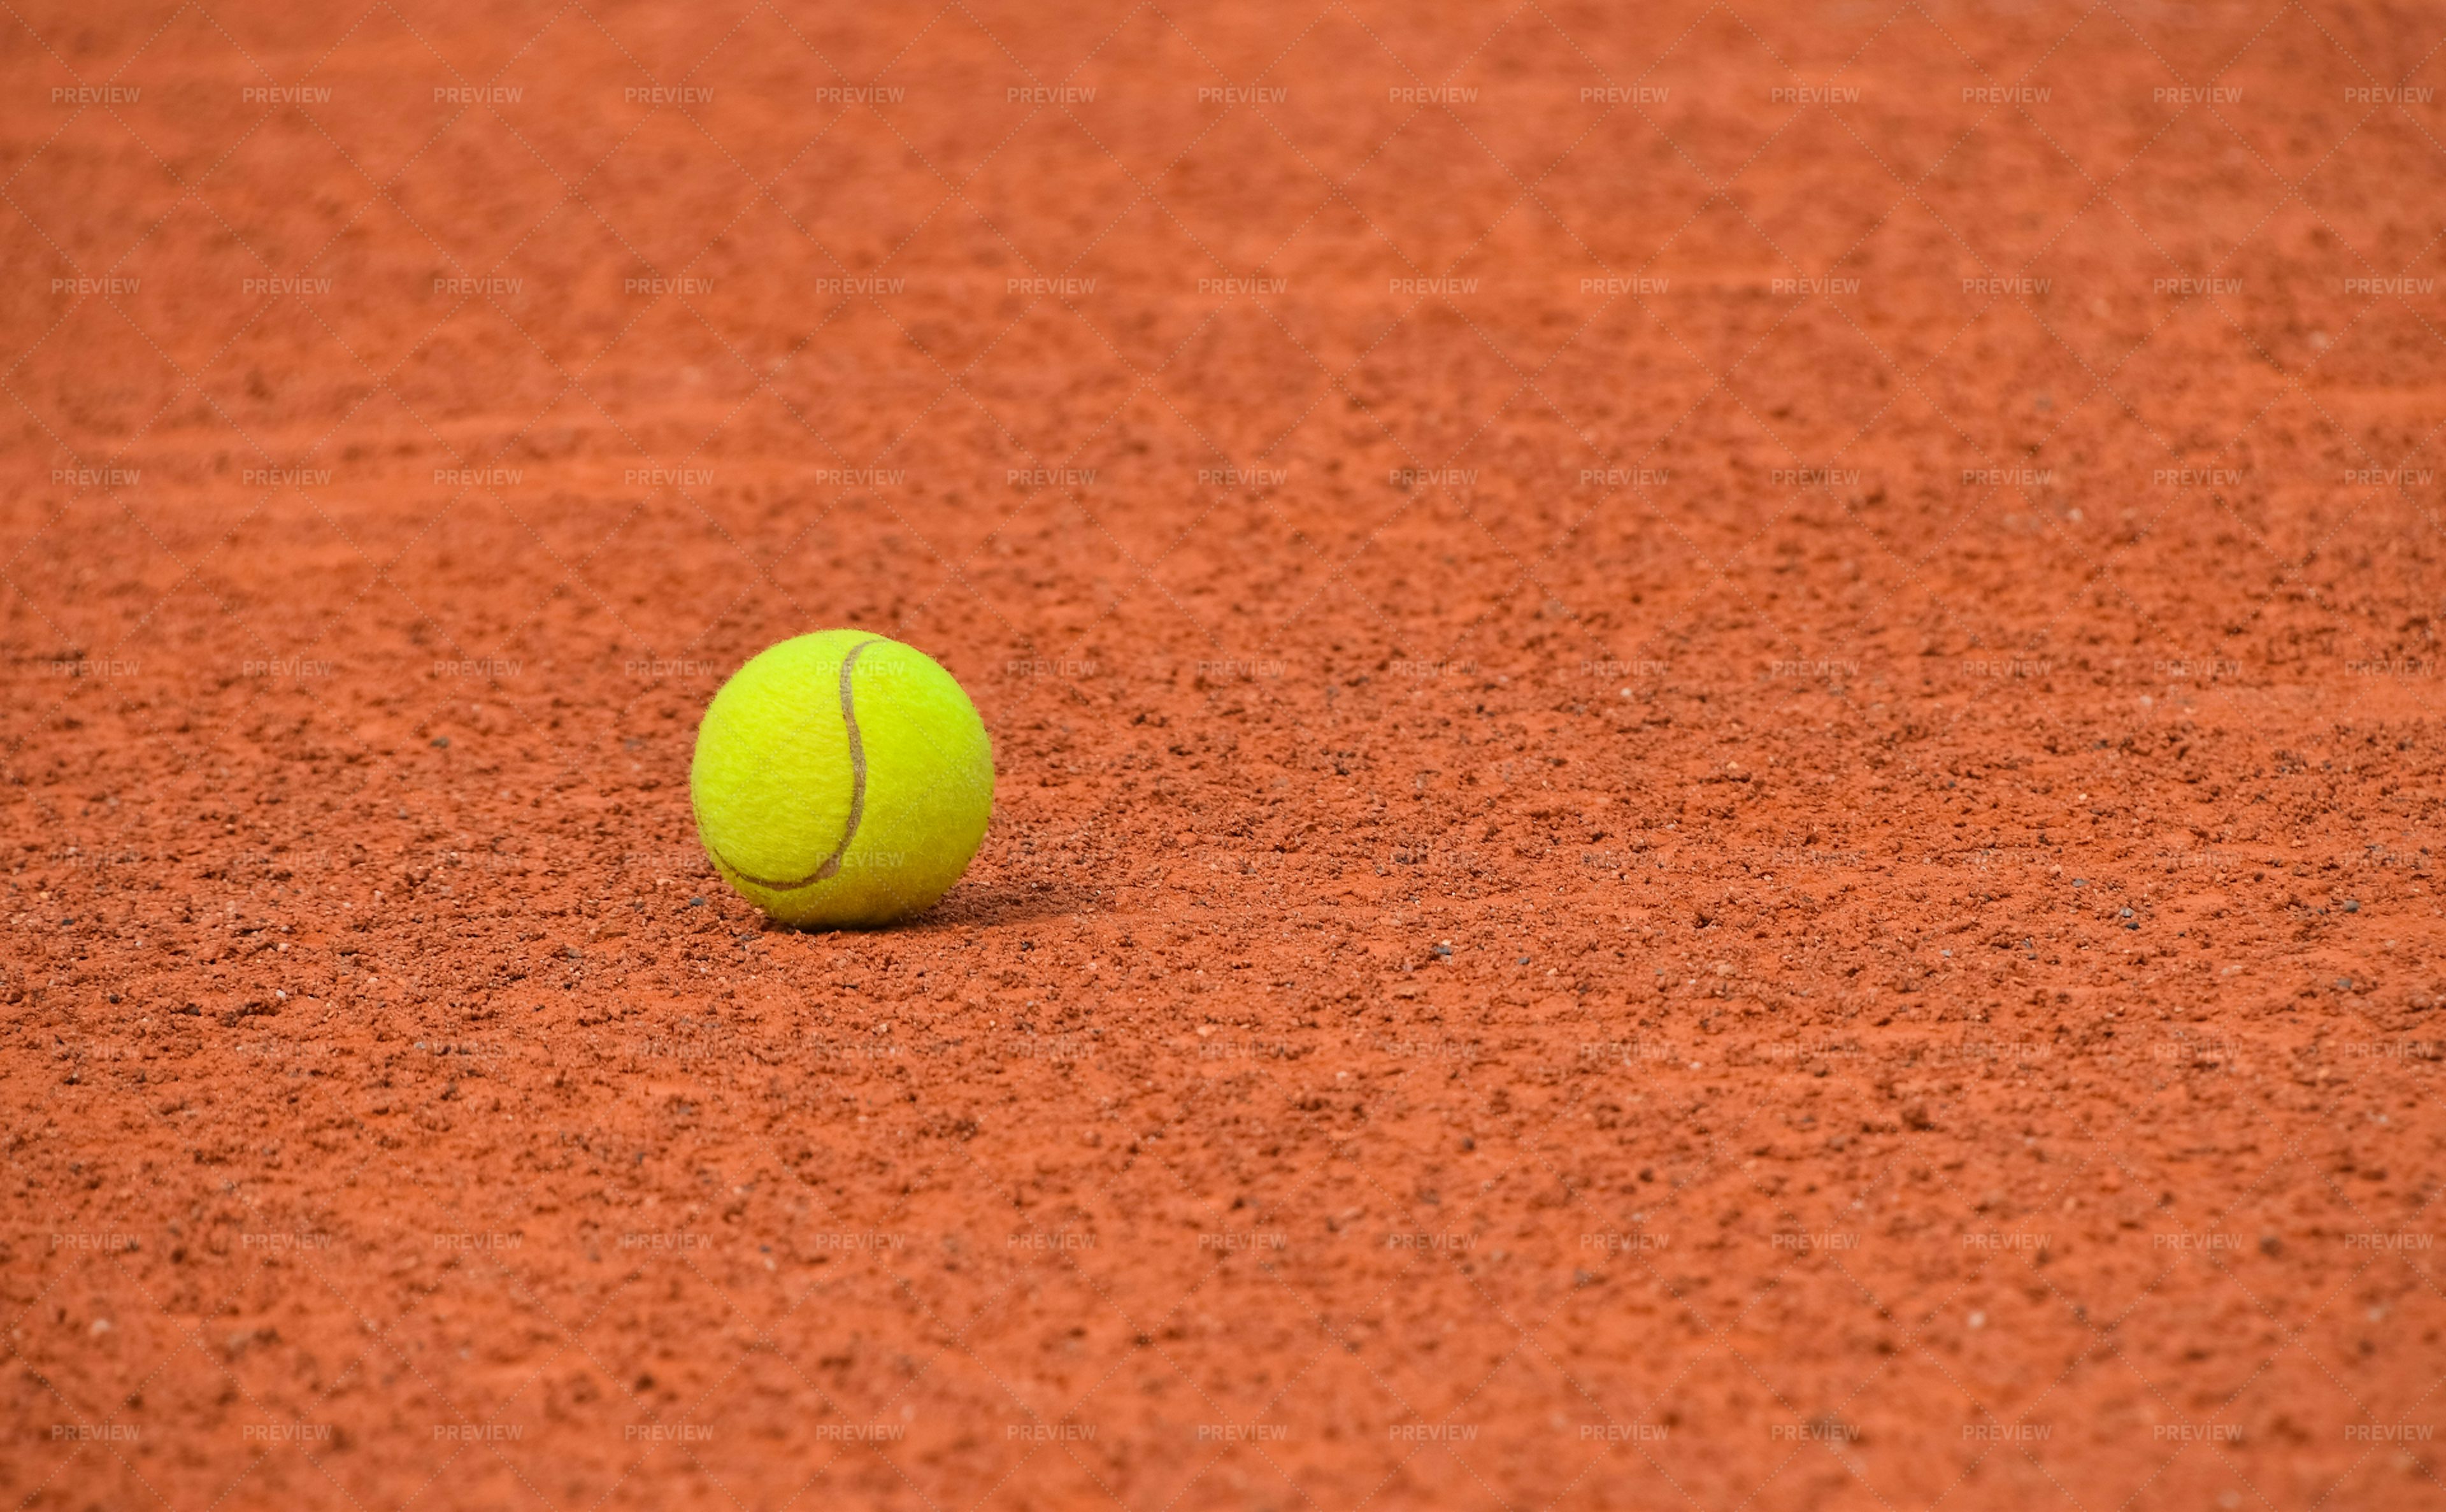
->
[[714, 638, 878, 892]]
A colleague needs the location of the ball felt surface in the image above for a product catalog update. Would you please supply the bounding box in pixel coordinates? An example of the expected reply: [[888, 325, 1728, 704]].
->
[[690, 631, 994, 927]]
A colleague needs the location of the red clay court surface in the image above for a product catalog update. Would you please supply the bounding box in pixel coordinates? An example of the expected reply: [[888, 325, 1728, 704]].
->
[[6, 0, 2446, 1507]]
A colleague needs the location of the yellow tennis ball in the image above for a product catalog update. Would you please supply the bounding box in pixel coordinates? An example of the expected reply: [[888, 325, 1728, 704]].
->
[[690, 630, 994, 928]]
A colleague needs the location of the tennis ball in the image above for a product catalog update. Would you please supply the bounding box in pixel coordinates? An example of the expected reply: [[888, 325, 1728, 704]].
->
[[690, 630, 994, 928]]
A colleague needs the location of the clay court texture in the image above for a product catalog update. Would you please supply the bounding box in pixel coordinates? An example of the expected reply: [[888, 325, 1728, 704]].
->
[[5, 0, 2446, 1506]]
